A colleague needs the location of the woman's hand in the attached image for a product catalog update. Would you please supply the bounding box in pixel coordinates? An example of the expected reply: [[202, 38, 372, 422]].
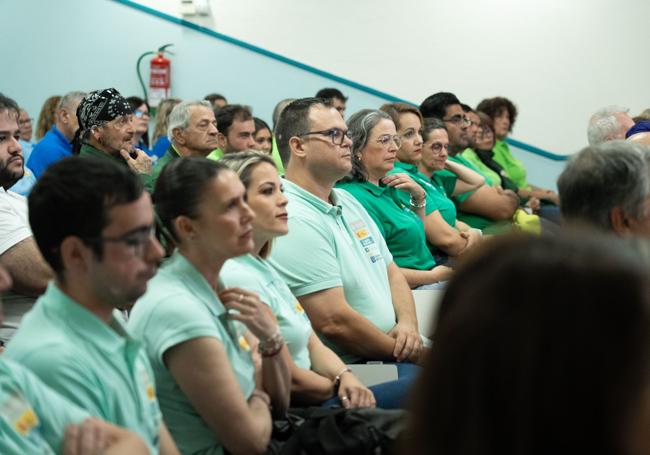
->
[[338, 373, 376, 409], [219, 287, 278, 341], [382, 173, 426, 201]]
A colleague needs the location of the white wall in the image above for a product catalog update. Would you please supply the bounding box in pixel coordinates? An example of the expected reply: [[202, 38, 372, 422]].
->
[[179, 0, 649, 156]]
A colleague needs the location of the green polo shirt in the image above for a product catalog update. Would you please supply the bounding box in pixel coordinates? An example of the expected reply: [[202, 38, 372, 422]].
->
[[0, 358, 89, 455], [336, 180, 436, 271], [206, 148, 224, 161], [460, 148, 502, 187], [221, 254, 313, 369], [5, 283, 163, 454], [128, 251, 255, 455], [79, 143, 152, 189], [493, 140, 529, 189], [146, 144, 180, 193], [389, 162, 458, 228], [268, 179, 396, 363]]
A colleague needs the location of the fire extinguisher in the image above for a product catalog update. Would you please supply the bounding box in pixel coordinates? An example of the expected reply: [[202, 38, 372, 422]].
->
[[136, 44, 174, 112]]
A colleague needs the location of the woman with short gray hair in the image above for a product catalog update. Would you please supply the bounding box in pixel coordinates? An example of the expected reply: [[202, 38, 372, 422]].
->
[[337, 109, 453, 288]]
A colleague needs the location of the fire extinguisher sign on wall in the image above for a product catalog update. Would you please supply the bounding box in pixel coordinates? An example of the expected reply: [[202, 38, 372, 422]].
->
[[149, 52, 171, 108]]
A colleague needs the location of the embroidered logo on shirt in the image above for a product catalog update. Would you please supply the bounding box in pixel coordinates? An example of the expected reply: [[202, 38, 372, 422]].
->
[[238, 336, 251, 351], [2, 392, 39, 437], [294, 301, 305, 313]]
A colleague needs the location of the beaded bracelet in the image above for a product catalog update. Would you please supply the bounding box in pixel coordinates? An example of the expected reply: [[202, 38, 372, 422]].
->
[[258, 328, 285, 357], [409, 196, 426, 209]]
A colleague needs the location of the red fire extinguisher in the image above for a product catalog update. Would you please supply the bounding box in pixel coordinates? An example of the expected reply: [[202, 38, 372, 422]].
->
[[136, 44, 174, 111]]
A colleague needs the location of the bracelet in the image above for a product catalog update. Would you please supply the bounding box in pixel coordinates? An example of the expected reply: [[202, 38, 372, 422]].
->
[[250, 389, 271, 408], [333, 367, 352, 393], [257, 328, 284, 357], [409, 196, 426, 209]]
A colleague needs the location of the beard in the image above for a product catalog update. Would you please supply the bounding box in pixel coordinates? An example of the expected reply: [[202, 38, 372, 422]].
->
[[0, 157, 24, 190]]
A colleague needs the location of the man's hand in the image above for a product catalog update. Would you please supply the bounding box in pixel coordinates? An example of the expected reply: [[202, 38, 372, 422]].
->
[[120, 148, 153, 175], [388, 321, 422, 362]]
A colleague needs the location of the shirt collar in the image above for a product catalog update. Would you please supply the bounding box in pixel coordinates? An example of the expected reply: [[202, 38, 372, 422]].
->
[[51, 125, 73, 147], [394, 161, 418, 173], [161, 251, 226, 318], [283, 178, 342, 216], [79, 144, 128, 166], [40, 282, 137, 353]]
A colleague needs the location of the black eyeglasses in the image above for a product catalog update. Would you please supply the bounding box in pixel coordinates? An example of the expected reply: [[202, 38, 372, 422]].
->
[[442, 115, 470, 126], [297, 128, 350, 146], [82, 225, 156, 257]]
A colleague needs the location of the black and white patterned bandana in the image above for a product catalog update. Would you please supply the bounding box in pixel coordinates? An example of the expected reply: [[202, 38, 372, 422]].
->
[[76, 88, 133, 131]]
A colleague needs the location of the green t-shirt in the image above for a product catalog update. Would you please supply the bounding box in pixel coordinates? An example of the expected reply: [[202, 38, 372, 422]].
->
[[268, 179, 396, 363], [493, 140, 529, 189], [146, 145, 179, 193], [128, 251, 255, 455], [432, 167, 506, 233], [336, 180, 436, 271], [460, 148, 502, 187], [221, 254, 313, 369], [206, 148, 224, 161], [5, 283, 163, 454], [0, 358, 88, 455], [79, 143, 152, 189], [389, 162, 457, 228]]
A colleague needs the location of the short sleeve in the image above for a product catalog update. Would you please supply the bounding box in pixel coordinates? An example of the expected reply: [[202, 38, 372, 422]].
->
[[140, 293, 224, 364], [0, 193, 31, 255], [269, 215, 343, 297], [19, 347, 106, 419], [14, 362, 89, 451]]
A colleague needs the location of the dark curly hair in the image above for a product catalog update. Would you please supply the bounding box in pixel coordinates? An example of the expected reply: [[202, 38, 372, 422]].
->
[[476, 97, 518, 132]]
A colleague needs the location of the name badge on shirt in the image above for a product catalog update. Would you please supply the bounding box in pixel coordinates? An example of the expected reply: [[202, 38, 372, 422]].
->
[[349, 219, 383, 264]]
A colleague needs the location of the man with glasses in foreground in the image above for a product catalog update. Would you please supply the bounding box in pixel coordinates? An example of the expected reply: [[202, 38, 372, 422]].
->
[[420, 92, 518, 233], [75, 88, 153, 186], [270, 98, 423, 380], [5, 157, 180, 454]]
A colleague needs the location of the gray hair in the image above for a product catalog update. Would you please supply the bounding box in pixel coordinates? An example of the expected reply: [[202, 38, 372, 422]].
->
[[167, 100, 212, 143], [558, 140, 650, 230], [342, 109, 392, 183], [272, 98, 296, 131], [56, 91, 86, 111], [587, 105, 630, 145]]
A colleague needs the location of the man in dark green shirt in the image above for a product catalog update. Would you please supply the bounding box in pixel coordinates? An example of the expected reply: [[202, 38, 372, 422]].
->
[[74, 88, 153, 188]]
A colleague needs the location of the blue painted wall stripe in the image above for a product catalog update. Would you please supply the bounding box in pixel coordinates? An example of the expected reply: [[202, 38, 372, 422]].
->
[[111, 0, 567, 162]]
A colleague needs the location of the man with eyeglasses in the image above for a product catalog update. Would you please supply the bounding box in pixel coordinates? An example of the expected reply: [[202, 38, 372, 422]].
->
[[420, 92, 517, 233], [269, 98, 423, 377], [206, 104, 256, 160], [7, 108, 38, 196], [5, 157, 180, 454], [75, 88, 153, 187], [0, 92, 53, 330]]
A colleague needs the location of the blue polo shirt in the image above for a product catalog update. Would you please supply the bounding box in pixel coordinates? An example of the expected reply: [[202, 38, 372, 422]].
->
[[27, 126, 72, 179]]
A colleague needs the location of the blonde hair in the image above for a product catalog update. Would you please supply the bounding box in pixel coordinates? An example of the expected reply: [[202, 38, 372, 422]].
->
[[220, 150, 278, 258], [152, 98, 181, 144]]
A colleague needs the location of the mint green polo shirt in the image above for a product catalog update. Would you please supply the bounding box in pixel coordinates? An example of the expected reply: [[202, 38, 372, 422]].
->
[[336, 180, 436, 271], [460, 148, 502, 187], [0, 358, 88, 455], [128, 251, 256, 455], [493, 140, 529, 189], [146, 144, 179, 193], [5, 283, 163, 454], [389, 162, 457, 228], [268, 179, 396, 363], [221, 254, 313, 369], [206, 148, 224, 161]]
